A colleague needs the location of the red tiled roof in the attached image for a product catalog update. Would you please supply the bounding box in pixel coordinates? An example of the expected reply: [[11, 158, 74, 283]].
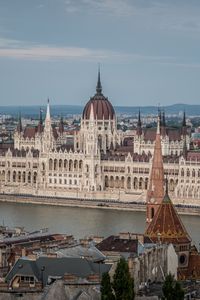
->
[[187, 151, 200, 161], [167, 129, 182, 141], [145, 193, 191, 245], [52, 127, 58, 139], [83, 94, 115, 120], [143, 128, 182, 142], [23, 127, 37, 138]]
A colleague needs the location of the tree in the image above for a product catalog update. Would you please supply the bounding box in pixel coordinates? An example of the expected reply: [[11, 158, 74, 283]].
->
[[101, 272, 115, 300], [162, 273, 184, 300], [113, 257, 135, 300]]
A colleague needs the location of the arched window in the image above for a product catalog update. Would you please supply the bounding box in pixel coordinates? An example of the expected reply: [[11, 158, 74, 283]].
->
[[59, 159, 62, 170], [49, 159, 53, 171]]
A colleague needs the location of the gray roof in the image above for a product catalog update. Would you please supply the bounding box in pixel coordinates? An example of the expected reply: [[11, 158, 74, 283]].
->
[[41, 280, 100, 300], [0, 231, 58, 246], [6, 257, 111, 285], [56, 245, 106, 262]]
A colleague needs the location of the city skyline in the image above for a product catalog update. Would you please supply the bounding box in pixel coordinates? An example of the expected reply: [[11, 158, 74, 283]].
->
[[1, 0, 200, 106]]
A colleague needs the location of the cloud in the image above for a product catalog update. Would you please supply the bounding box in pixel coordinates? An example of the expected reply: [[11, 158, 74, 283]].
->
[[0, 38, 173, 62], [0, 37, 200, 69], [0, 45, 116, 61], [64, 0, 200, 33], [0, 37, 27, 48], [65, 0, 135, 16]]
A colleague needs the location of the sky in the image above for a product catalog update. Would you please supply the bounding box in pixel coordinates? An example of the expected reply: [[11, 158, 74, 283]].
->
[[0, 0, 200, 107]]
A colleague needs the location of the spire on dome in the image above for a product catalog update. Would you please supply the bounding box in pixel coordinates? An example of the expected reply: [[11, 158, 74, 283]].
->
[[96, 66, 102, 95]]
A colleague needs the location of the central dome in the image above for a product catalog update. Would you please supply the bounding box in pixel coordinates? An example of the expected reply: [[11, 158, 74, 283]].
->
[[82, 71, 115, 120]]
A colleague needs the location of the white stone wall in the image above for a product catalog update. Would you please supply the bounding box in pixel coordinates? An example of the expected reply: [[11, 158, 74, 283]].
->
[[134, 134, 190, 156]]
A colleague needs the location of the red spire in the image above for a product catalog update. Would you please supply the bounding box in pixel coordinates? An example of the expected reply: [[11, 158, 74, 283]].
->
[[145, 179, 191, 245], [146, 114, 165, 226]]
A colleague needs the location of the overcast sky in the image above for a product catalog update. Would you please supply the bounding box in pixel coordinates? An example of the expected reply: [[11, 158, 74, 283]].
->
[[0, 0, 200, 106]]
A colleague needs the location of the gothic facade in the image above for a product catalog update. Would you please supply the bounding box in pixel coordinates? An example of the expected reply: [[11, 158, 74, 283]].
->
[[0, 72, 199, 204], [134, 110, 190, 156]]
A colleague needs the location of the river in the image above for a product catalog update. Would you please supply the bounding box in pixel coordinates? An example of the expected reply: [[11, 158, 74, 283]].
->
[[0, 202, 199, 247]]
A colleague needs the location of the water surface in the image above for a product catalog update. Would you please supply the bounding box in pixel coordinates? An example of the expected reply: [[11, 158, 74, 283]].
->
[[0, 202, 199, 247]]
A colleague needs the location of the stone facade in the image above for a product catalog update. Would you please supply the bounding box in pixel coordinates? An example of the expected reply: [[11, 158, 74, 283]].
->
[[0, 75, 199, 205]]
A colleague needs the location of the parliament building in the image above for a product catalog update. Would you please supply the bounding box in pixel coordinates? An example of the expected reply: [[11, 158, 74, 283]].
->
[[0, 71, 199, 205]]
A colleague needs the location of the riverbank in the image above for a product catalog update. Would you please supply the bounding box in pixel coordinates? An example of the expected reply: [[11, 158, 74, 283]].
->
[[0, 194, 200, 216]]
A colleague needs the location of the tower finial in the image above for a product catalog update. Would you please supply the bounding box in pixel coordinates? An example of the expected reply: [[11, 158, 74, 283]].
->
[[96, 65, 102, 94]]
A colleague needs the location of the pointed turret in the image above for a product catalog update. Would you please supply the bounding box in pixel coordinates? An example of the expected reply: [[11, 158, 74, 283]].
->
[[161, 111, 166, 136], [182, 111, 187, 135], [145, 178, 191, 245], [45, 99, 51, 123], [89, 102, 95, 122], [96, 67, 102, 95], [136, 109, 142, 136], [17, 112, 22, 133], [39, 108, 43, 125], [59, 115, 64, 134], [37, 108, 43, 133], [182, 111, 186, 127], [182, 136, 187, 159], [146, 113, 165, 226], [158, 108, 162, 127], [43, 99, 53, 151]]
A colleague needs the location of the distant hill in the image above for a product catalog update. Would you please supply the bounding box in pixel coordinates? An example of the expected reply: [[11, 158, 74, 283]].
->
[[0, 103, 200, 118], [115, 104, 200, 116]]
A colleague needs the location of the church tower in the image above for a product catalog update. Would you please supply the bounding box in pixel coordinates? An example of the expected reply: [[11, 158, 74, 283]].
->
[[85, 103, 98, 156], [146, 114, 165, 226], [83, 103, 101, 191], [145, 179, 191, 269]]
